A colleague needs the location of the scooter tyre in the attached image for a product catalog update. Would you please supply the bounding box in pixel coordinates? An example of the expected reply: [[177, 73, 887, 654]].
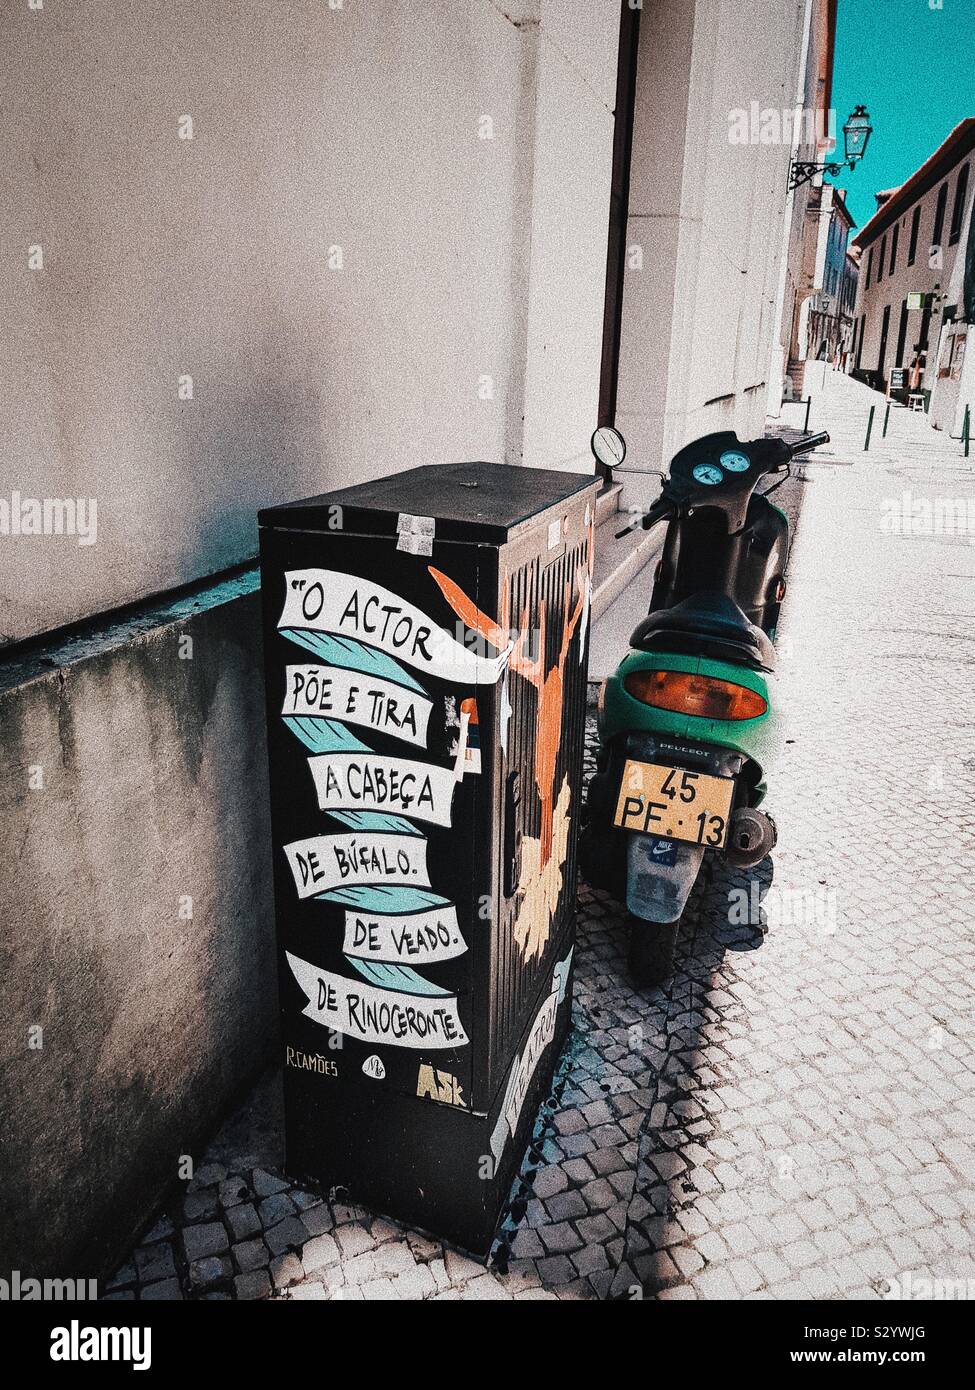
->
[[627, 916, 679, 986]]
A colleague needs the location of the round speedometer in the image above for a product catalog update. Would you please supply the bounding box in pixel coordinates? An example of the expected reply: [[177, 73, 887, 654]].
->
[[692, 463, 723, 486], [719, 449, 750, 473]]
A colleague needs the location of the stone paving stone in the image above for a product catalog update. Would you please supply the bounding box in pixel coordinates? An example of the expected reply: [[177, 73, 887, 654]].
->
[[543, 1189, 587, 1223], [443, 1248, 485, 1282], [335, 1223, 378, 1259], [538, 1223, 583, 1255], [301, 1234, 341, 1272], [143, 1215, 174, 1243], [270, 1253, 304, 1290], [406, 1231, 441, 1262], [134, 1241, 176, 1283], [265, 1216, 309, 1257], [220, 1177, 249, 1209], [391, 1263, 438, 1298], [570, 1243, 610, 1278], [530, 1165, 569, 1200], [300, 1203, 335, 1238], [457, 1272, 512, 1300], [232, 1238, 270, 1273], [252, 1168, 289, 1197], [140, 1278, 182, 1300], [189, 1163, 226, 1191], [189, 1256, 232, 1289], [235, 1270, 272, 1299], [183, 1189, 219, 1222], [536, 1254, 576, 1284], [258, 1193, 296, 1227], [226, 1202, 261, 1242], [183, 1222, 229, 1261], [331, 1200, 368, 1224]]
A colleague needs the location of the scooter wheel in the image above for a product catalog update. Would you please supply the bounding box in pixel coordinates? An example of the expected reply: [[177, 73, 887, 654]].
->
[[627, 916, 678, 987]]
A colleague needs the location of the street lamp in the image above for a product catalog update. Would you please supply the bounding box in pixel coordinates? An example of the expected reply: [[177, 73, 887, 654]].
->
[[788, 105, 873, 191]]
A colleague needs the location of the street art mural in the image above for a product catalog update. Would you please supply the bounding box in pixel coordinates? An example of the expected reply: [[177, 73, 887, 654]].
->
[[272, 537, 592, 1093], [276, 567, 498, 1054], [429, 562, 590, 961]]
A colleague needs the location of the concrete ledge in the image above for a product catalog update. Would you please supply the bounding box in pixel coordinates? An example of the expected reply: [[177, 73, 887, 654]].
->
[[0, 567, 276, 1278]]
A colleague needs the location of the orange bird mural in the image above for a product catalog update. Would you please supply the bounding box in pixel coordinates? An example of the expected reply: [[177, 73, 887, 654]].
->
[[428, 563, 588, 866]]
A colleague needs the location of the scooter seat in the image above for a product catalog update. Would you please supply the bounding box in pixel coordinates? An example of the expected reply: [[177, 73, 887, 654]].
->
[[630, 591, 776, 671]]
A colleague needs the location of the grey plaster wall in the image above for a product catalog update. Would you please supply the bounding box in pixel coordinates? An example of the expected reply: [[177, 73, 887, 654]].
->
[[0, 577, 275, 1277]]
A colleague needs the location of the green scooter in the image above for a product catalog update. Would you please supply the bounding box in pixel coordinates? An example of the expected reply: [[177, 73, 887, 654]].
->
[[580, 424, 829, 984]]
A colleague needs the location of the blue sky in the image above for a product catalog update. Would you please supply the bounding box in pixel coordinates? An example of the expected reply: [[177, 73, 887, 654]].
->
[[831, 0, 975, 229]]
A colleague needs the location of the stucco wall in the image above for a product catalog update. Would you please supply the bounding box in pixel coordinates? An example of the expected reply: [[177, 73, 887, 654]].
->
[[1, 0, 619, 647], [0, 576, 274, 1277]]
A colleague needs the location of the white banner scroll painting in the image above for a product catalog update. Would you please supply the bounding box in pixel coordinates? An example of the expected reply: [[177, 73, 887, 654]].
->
[[286, 952, 469, 1049], [279, 569, 509, 685], [282, 664, 432, 748], [307, 752, 457, 826], [284, 832, 430, 898], [342, 903, 465, 966]]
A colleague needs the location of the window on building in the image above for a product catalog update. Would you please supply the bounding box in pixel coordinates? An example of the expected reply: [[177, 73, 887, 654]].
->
[[907, 205, 921, 265], [855, 313, 866, 369], [878, 303, 891, 375], [877, 235, 887, 282], [949, 163, 970, 245], [932, 181, 948, 246], [895, 299, 909, 367], [866, 247, 873, 286], [889, 224, 898, 276]]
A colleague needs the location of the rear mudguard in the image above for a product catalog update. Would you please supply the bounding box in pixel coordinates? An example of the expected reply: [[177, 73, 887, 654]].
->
[[627, 836, 704, 922], [593, 648, 779, 921], [598, 649, 781, 784]]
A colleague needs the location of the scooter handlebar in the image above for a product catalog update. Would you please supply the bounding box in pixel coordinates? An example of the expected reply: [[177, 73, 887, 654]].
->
[[786, 430, 830, 457]]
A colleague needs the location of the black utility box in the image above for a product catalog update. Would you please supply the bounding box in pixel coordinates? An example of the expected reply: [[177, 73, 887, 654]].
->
[[258, 460, 597, 1254]]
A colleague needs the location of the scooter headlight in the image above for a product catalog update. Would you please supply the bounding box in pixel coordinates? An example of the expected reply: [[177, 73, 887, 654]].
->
[[623, 670, 767, 720]]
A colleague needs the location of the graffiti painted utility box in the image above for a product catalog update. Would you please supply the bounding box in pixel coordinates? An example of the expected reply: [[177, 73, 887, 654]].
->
[[258, 461, 597, 1253]]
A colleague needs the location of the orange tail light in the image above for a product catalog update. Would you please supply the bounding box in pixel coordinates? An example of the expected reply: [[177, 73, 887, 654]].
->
[[624, 669, 767, 720]]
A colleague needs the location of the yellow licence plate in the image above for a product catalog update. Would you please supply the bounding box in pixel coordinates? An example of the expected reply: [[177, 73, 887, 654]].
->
[[613, 760, 734, 848]]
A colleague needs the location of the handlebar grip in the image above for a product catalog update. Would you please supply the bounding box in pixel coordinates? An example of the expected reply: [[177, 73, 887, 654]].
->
[[789, 430, 830, 456]]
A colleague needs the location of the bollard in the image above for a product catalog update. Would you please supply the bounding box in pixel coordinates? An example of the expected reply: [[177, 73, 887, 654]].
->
[[964, 404, 971, 458], [864, 404, 875, 451], [882, 401, 891, 437], [803, 396, 812, 433]]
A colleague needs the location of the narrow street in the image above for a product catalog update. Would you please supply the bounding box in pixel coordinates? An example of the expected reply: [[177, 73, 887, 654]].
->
[[105, 369, 975, 1301]]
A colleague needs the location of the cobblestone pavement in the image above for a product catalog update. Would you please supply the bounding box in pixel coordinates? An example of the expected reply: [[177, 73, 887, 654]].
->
[[105, 371, 975, 1300]]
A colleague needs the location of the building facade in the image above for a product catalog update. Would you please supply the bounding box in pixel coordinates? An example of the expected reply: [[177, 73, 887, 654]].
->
[[771, 0, 838, 407], [851, 119, 975, 396], [799, 184, 857, 372]]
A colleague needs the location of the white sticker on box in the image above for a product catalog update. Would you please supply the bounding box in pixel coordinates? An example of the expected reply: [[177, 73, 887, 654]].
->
[[397, 531, 434, 556], [396, 513, 435, 554]]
